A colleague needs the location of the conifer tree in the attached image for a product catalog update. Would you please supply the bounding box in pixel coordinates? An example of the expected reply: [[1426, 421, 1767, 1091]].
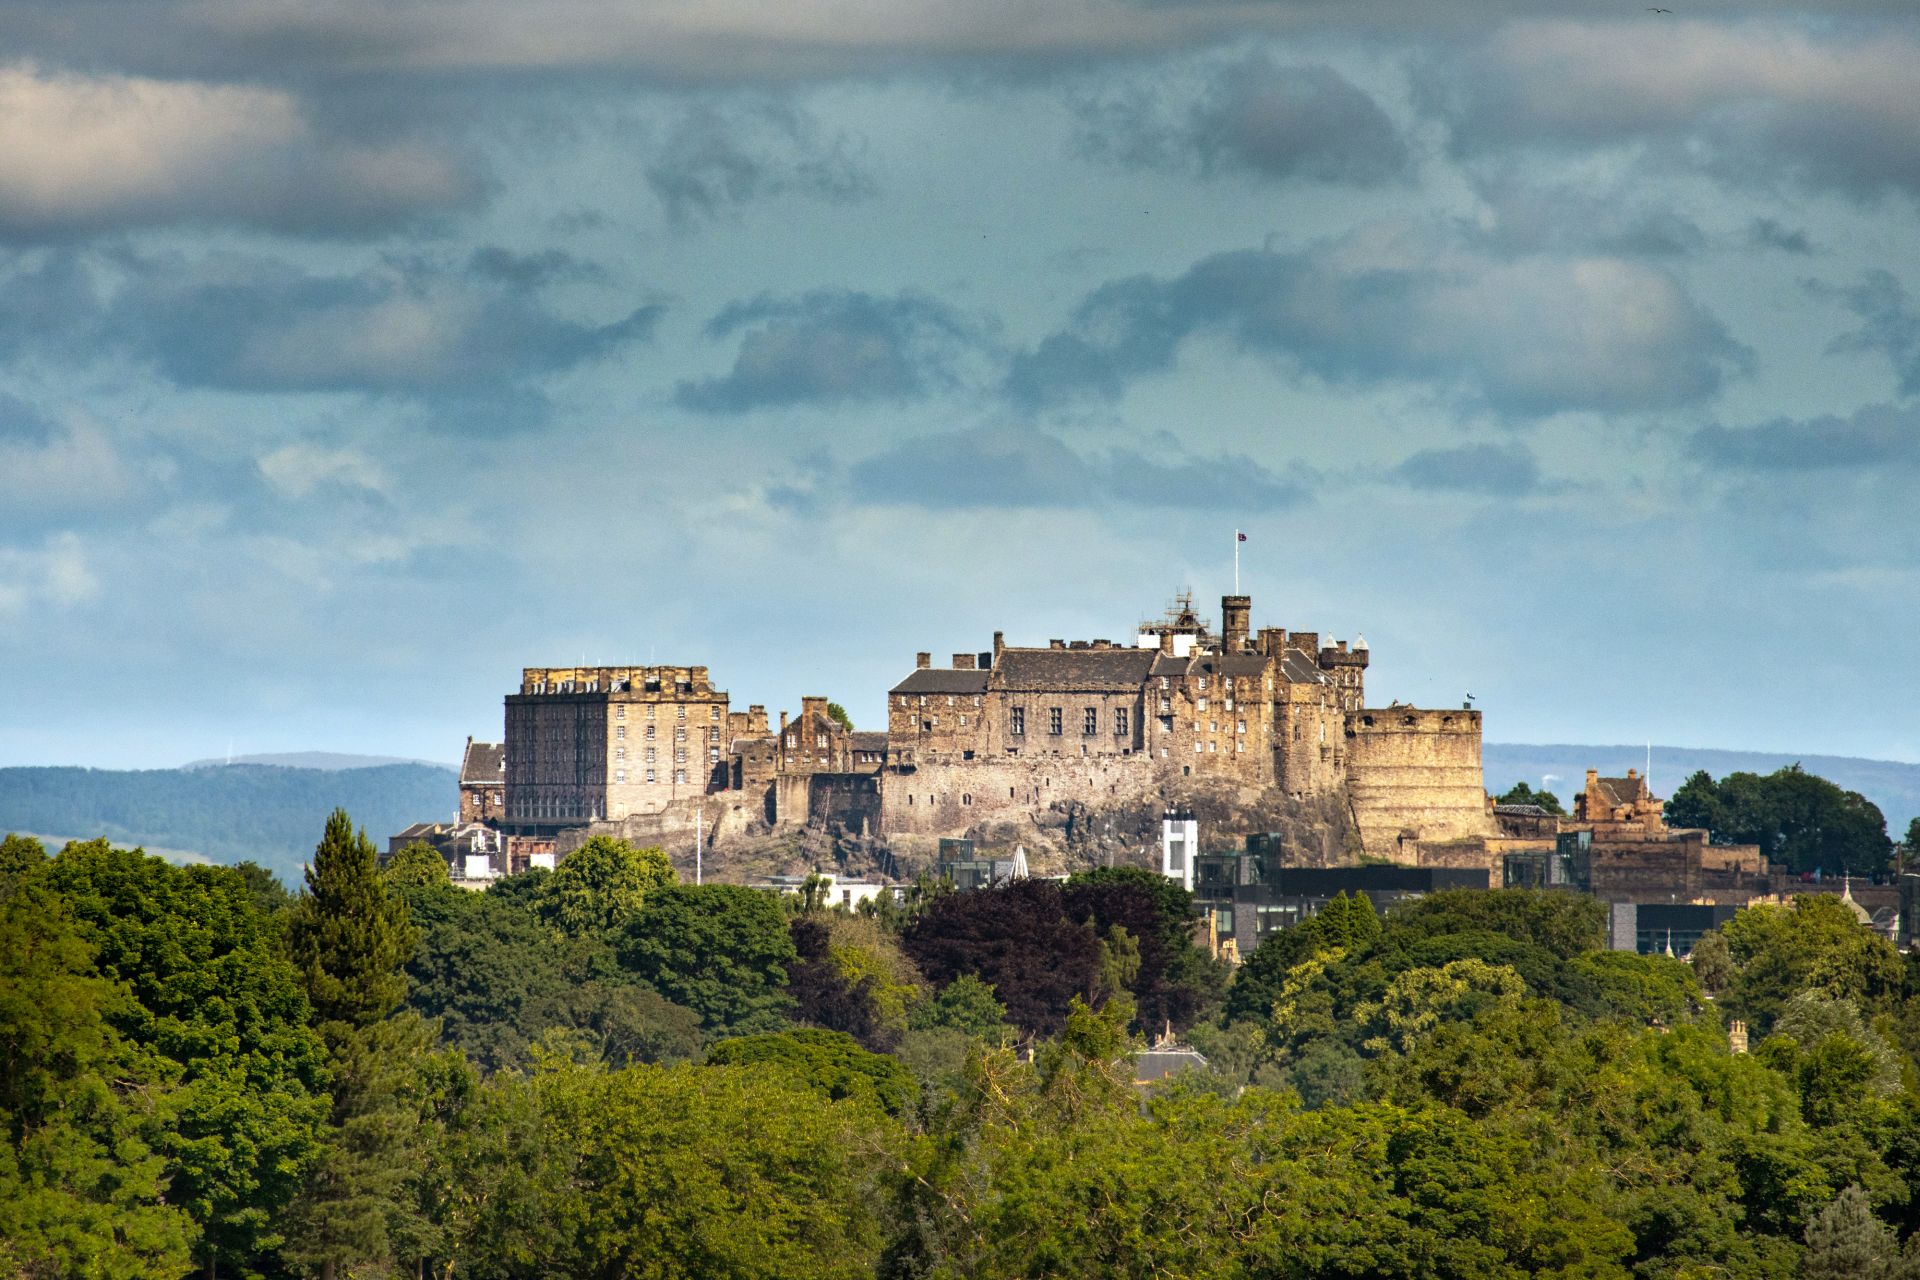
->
[[1803, 1185, 1898, 1280], [286, 809, 415, 1031]]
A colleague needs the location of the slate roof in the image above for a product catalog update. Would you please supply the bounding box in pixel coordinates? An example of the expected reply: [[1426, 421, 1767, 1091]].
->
[[460, 740, 504, 786], [1133, 1046, 1210, 1083], [1492, 804, 1552, 818], [993, 647, 1158, 691], [889, 668, 992, 696], [1595, 776, 1647, 807], [851, 732, 889, 753], [1279, 651, 1328, 684]]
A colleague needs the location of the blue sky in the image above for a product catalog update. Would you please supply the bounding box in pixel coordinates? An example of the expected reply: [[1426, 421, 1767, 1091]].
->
[[1, 0, 1917, 768]]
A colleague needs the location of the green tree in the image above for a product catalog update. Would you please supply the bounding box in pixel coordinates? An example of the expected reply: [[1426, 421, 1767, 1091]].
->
[[1803, 1185, 1901, 1280], [286, 809, 416, 1031], [0, 883, 197, 1279], [535, 1060, 900, 1279], [622, 884, 798, 1033], [826, 701, 856, 732], [707, 1028, 918, 1115], [1668, 766, 1893, 874], [1497, 781, 1568, 816], [910, 973, 1010, 1039], [0, 831, 47, 901], [1722, 894, 1906, 1031], [44, 841, 331, 1278], [538, 835, 674, 940], [383, 840, 451, 891]]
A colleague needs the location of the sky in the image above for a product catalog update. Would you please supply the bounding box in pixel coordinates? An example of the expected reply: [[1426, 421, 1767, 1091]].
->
[[2, 0, 1918, 770]]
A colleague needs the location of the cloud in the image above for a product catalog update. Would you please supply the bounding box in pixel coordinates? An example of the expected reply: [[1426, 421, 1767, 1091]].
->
[[1462, 179, 1706, 258], [678, 289, 986, 413], [1392, 443, 1541, 494], [0, 63, 482, 238], [847, 424, 1310, 510], [646, 98, 874, 224], [103, 252, 661, 404], [1008, 225, 1748, 417], [1424, 21, 1920, 200], [257, 445, 388, 498], [1748, 218, 1815, 255], [1827, 271, 1920, 397], [1075, 55, 1409, 185], [1689, 403, 1920, 471], [0, 407, 137, 518], [0, 531, 99, 617]]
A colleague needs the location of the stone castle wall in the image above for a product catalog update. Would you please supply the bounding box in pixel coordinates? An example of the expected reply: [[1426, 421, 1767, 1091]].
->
[[1345, 707, 1496, 859]]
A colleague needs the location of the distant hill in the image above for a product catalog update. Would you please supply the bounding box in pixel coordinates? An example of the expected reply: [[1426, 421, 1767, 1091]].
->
[[0, 763, 457, 886], [180, 751, 456, 771], [1484, 743, 1920, 835]]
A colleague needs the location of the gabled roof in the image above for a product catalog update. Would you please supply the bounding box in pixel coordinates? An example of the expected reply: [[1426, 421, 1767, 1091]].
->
[[1279, 652, 1327, 684], [890, 668, 992, 695], [1595, 776, 1648, 807], [851, 732, 889, 753], [992, 647, 1157, 691], [459, 741, 504, 786]]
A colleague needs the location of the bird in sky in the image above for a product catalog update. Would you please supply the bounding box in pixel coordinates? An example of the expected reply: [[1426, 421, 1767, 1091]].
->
[[1648, 7, 1672, 11]]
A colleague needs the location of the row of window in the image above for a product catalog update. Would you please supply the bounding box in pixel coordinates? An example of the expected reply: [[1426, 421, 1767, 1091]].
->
[[1008, 707, 1133, 737], [613, 769, 691, 785]]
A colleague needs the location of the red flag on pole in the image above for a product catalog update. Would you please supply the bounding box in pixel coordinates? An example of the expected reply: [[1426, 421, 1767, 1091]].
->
[[1237, 531, 1247, 542]]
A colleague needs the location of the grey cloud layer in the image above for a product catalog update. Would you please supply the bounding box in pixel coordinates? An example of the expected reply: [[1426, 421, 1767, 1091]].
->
[[0, 249, 658, 405], [678, 290, 988, 412], [646, 99, 874, 224], [1393, 443, 1541, 495], [1075, 55, 1409, 185], [1690, 403, 1920, 471], [1009, 229, 1747, 417], [1425, 21, 1920, 200], [0, 65, 482, 239], [849, 425, 1310, 510]]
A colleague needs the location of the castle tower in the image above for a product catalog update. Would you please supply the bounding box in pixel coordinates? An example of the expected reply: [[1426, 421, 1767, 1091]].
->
[[1221, 595, 1251, 652]]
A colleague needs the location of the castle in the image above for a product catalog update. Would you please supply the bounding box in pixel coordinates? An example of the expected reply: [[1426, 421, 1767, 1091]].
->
[[472, 592, 1498, 870]]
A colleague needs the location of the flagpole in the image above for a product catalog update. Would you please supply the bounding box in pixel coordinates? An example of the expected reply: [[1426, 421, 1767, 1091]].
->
[[1233, 529, 1240, 595]]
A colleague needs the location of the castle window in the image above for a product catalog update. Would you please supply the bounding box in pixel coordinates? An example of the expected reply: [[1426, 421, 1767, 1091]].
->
[[677, 705, 686, 719], [962, 794, 972, 806], [1161, 746, 1170, 758], [646, 724, 655, 740], [711, 706, 720, 720], [1115, 708, 1129, 736], [1198, 697, 1208, 712], [1194, 742, 1203, 753], [1235, 741, 1244, 753], [616, 726, 626, 739], [1208, 741, 1216, 752], [1048, 708, 1063, 735], [1238, 720, 1246, 734], [1224, 698, 1234, 712], [617, 707, 626, 719], [616, 769, 626, 783], [615, 747, 626, 760], [646, 769, 656, 782], [674, 770, 686, 785], [1197, 677, 1208, 691], [1083, 708, 1097, 735], [1011, 708, 1025, 736], [959, 715, 967, 726], [676, 727, 686, 741], [646, 748, 655, 763], [816, 733, 827, 748], [647, 705, 655, 718]]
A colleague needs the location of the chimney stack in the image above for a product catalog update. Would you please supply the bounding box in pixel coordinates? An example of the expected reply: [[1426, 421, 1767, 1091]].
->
[[993, 631, 1005, 661], [1158, 630, 1175, 656], [780, 710, 789, 733], [916, 652, 931, 670], [952, 653, 977, 669], [801, 695, 828, 721]]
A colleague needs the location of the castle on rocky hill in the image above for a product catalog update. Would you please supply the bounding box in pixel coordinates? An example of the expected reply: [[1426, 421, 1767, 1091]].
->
[[472, 592, 1497, 871]]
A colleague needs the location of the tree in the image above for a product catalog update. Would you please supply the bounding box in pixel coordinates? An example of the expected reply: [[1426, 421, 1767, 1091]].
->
[[382, 840, 451, 891], [286, 809, 416, 1031], [534, 1060, 900, 1280], [1803, 1185, 1901, 1280], [44, 841, 331, 1278], [910, 973, 1011, 1040], [707, 1028, 918, 1115], [621, 884, 798, 1033], [826, 701, 855, 732], [1497, 781, 1568, 816], [0, 831, 47, 901], [904, 878, 1102, 1036], [0, 882, 197, 1279], [538, 835, 674, 941], [1721, 894, 1906, 1031], [1667, 766, 1893, 875]]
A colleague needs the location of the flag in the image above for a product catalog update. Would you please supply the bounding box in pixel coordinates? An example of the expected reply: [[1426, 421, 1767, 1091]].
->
[[1237, 531, 1247, 542]]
